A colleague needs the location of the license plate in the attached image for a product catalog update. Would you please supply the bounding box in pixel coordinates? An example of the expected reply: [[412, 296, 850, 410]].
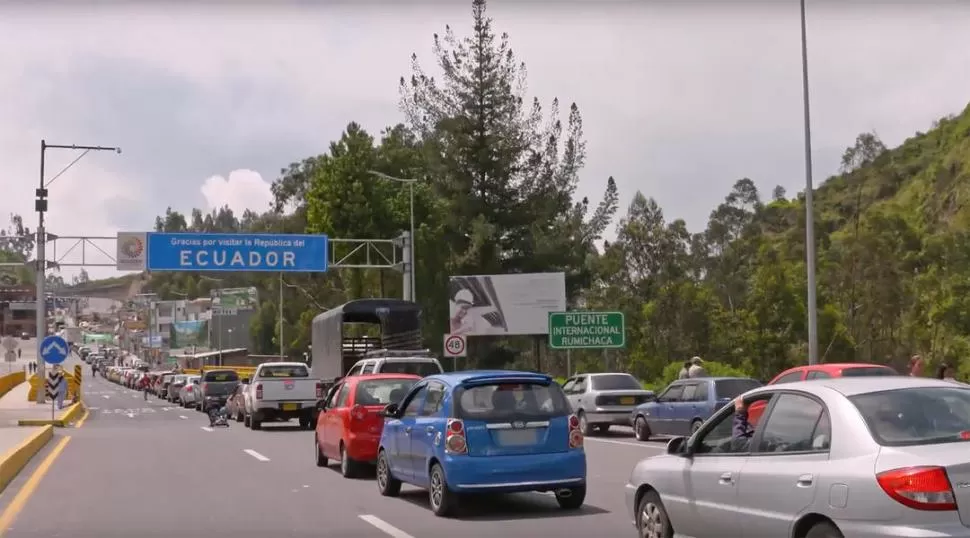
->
[[620, 397, 635, 405], [496, 429, 537, 446], [281, 403, 299, 411]]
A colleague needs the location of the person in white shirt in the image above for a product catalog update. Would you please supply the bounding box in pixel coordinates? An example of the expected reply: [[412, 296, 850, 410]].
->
[[687, 356, 708, 378]]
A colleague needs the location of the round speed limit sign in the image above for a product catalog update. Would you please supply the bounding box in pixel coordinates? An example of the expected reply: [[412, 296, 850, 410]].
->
[[443, 334, 467, 358]]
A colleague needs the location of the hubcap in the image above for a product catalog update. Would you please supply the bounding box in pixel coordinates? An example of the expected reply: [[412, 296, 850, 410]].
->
[[639, 502, 665, 538], [430, 469, 443, 508], [377, 456, 388, 489], [579, 414, 587, 431]]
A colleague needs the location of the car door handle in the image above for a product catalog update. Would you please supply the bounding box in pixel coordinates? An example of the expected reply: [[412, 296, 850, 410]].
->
[[404, 426, 412, 433], [719, 472, 734, 485], [426, 426, 435, 433], [796, 474, 814, 488]]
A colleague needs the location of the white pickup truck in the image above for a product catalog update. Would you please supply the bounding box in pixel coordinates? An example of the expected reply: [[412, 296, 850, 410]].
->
[[243, 362, 323, 431]]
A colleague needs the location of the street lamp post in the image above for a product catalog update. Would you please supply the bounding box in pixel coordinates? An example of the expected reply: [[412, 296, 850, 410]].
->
[[799, 0, 819, 365], [368, 171, 417, 301], [35, 140, 120, 403]]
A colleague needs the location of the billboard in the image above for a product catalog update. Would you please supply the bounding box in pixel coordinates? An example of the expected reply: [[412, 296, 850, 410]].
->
[[146, 233, 329, 272], [170, 320, 209, 348], [211, 287, 259, 310], [447, 272, 566, 336], [116, 232, 147, 271]]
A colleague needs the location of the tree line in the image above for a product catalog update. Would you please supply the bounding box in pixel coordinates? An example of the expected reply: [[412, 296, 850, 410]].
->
[[86, 0, 970, 385]]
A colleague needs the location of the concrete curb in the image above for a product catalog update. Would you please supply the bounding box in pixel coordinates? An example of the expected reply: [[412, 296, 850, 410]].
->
[[0, 425, 54, 493], [17, 403, 85, 427]]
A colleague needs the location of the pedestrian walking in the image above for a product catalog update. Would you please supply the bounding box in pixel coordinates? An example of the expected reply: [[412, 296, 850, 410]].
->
[[17, 348, 21, 359], [677, 361, 691, 380], [909, 355, 924, 376], [687, 356, 708, 378]]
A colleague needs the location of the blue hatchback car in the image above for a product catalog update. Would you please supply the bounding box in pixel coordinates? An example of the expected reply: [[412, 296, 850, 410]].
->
[[375, 370, 587, 517]]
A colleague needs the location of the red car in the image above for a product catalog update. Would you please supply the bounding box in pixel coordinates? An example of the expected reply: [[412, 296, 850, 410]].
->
[[314, 374, 421, 478], [748, 363, 898, 423]]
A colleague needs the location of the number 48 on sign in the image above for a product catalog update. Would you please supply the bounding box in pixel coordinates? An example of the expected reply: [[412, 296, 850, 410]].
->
[[443, 334, 467, 358]]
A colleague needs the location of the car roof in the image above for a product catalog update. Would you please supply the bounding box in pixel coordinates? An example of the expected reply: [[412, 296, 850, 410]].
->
[[346, 373, 422, 382], [673, 376, 756, 383], [426, 369, 553, 386], [782, 363, 895, 373], [747, 375, 961, 398]]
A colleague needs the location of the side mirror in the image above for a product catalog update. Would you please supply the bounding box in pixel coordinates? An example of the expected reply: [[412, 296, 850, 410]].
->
[[667, 436, 690, 457], [380, 403, 399, 418]]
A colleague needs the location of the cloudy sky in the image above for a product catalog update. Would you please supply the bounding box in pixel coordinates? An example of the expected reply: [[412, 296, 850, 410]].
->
[[1, 0, 968, 280]]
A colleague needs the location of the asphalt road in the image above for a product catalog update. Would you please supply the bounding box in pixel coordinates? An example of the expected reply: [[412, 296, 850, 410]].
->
[[0, 373, 668, 538]]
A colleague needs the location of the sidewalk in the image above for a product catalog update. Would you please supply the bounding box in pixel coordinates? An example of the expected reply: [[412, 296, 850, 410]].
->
[[0, 381, 63, 427]]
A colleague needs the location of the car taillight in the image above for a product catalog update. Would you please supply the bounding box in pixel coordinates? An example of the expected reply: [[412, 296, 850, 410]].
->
[[255, 383, 263, 400], [186, 385, 193, 392], [202, 383, 209, 393], [351, 404, 366, 421], [568, 414, 583, 449], [316, 382, 324, 399], [445, 418, 467, 454], [877, 466, 956, 511]]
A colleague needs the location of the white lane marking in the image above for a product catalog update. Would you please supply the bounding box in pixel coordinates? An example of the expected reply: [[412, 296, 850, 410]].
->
[[244, 449, 270, 462], [126, 413, 135, 418], [201, 427, 214, 432], [585, 437, 666, 449], [131, 394, 139, 399], [102, 395, 110, 399], [358, 515, 415, 538], [87, 407, 100, 411], [179, 415, 188, 420]]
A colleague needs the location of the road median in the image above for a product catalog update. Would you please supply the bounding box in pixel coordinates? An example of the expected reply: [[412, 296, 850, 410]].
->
[[0, 425, 53, 492], [17, 403, 85, 428]]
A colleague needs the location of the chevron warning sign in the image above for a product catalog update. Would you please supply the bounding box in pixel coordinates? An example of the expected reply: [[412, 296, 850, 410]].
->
[[46, 371, 63, 400]]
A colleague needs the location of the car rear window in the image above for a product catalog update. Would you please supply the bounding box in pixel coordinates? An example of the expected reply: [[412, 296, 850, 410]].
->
[[455, 382, 571, 420], [714, 379, 762, 399], [850, 387, 970, 446], [590, 374, 642, 391], [379, 361, 442, 377], [354, 378, 419, 406], [203, 370, 240, 382], [259, 365, 309, 378], [841, 366, 898, 377]]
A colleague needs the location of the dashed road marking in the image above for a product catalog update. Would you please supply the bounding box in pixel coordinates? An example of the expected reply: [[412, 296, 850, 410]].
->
[[359, 515, 415, 538], [179, 415, 187, 420], [244, 449, 270, 462], [126, 413, 134, 418], [201, 427, 214, 432], [102, 395, 110, 399]]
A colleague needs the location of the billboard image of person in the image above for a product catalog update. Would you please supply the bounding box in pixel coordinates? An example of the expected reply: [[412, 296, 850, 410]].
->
[[448, 273, 566, 336]]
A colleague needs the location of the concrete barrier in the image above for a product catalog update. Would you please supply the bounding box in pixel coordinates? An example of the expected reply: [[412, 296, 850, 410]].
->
[[0, 371, 26, 399], [17, 402, 85, 427], [0, 425, 54, 493]]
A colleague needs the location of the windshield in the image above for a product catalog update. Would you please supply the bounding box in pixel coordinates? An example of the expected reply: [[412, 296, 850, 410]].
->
[[379, 361, 442, 377], [454, 381, 571, 421], [714, 379, 762, 399], [354, 378, 419, 406], [203, 370, 239, 382], [590, 374, 641, 391], [259, 365, 309, 378], [172, 375, 187, 384], [850, 387, 970, 446], [841, 366, 898, 377]]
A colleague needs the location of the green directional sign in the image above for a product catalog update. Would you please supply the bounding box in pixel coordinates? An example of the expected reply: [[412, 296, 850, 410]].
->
[[548, 311, 626, 350]]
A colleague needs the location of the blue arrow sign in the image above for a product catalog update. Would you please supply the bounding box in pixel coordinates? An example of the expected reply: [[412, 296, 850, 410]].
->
[[40, 335, 69, 365], [146, 233, 329, 273]]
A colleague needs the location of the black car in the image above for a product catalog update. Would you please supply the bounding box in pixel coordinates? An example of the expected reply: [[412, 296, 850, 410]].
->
[[198, 370, 240, 413]]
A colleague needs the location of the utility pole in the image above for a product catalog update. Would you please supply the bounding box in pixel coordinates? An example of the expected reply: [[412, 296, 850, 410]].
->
[[35, 140, 120, 403], [368, 171, 418, 300], [278, 273, 284, 359], [799, 0, 819, 365]]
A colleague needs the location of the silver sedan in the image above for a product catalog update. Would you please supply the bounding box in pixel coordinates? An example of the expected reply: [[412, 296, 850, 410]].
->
[[625, 376, 970, 538]]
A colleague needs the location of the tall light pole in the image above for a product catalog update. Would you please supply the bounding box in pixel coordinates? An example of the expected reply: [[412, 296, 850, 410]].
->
[[278, 273, 284, 359], [200, 276, 224, 366], [799, 0, 819, 365], [35, 140, 120, 403], [368, 171, 417, 300]]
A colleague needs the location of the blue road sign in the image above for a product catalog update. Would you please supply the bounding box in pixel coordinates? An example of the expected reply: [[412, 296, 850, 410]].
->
[[40, 335, 69, 365], [146, 233, 329, 273]]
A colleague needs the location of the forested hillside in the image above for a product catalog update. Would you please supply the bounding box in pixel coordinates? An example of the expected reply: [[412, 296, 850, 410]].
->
[[88, 0, 970, 383]]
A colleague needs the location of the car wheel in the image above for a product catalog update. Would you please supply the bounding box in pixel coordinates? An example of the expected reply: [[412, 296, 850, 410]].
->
[[578, 411, 594, 437], [690, 420, 703, 435], [243, 414, 251, 427], [634, 416, 651, 441], [250, 414, 261, 430], [637, 490, 673, 538], [805, 521, 844, 538], [555, 483, 586, 510], [339, 443, 358, 478], [315, 437, 328, 467], [376, 450, 401, 497], [428, 463, 459, 517], [236, 411, 244, 423], [299, 417, 311, 430]]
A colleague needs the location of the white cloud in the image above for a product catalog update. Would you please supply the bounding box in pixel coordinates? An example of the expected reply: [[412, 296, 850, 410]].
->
[[200, 169, 273, 217]]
